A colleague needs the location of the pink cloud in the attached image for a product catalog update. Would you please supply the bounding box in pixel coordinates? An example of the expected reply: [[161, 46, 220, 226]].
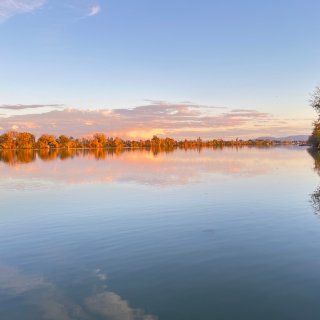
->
[[0, 102, 312, 139]]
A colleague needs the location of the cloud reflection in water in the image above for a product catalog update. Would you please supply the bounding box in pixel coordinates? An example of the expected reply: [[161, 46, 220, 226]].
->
[[0, 264, 157, 320]]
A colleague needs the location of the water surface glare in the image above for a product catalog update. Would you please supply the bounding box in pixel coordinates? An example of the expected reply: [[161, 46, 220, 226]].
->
[[1, 147, 320, 319]]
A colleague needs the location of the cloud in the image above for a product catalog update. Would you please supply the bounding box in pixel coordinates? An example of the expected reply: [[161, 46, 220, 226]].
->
[[0, 104, 63, 110], [0, 0, 45, 23], [88, 4, 100, 17], [0, 101, 312, 139]]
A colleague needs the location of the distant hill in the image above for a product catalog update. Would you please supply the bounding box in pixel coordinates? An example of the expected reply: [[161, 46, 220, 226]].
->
[[256, 135, 310, 141]]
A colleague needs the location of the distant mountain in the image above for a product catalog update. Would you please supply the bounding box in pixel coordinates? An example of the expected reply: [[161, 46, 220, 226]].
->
[[256, 135, 310, 141]]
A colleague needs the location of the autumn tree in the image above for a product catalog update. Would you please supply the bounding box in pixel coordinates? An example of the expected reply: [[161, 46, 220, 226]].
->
[[58, 135, 70, 148], [114, 137, 125, 148], [37, 134, 59, 149], [88, 133, 106, 148], [16, 132, 36, 149], [151, 135, 160, 146], [0, 131, 17, 149]]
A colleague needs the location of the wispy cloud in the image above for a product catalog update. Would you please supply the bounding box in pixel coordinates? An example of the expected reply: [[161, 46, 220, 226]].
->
[[0, 104, 63, 110], [0, 0, 45, 23], [88, 4, 100, 17]]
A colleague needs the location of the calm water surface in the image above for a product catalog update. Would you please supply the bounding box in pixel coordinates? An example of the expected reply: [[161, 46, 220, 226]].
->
[[1, 147, 320, 319]]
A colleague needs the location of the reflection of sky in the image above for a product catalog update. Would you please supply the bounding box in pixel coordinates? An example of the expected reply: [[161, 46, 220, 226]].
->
[[0, 147, 312, 190]]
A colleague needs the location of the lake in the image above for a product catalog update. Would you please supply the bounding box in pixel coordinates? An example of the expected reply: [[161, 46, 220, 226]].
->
[[1, 146, 320, 320]]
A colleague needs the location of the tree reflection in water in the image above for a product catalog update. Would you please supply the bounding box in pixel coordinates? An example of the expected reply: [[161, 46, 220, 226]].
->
[[308, 148, 320, 214], [0, 149, 37, 165], [0, 148, 174, 165], [0, 145, 276, 166], [0, 148, 128, 165]]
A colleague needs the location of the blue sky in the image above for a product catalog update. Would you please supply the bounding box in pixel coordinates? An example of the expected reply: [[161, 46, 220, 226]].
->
[[0, 0, 319, 138]]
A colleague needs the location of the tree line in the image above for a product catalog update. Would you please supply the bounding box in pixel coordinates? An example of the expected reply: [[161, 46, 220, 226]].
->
[[0, 131, 291, 151]]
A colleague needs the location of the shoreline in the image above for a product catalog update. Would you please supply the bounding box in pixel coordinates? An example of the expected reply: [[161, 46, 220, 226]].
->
[[0, 143, 310, 152]]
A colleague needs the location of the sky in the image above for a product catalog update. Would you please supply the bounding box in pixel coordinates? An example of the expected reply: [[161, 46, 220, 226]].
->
[[0, 0, 320, 138]]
